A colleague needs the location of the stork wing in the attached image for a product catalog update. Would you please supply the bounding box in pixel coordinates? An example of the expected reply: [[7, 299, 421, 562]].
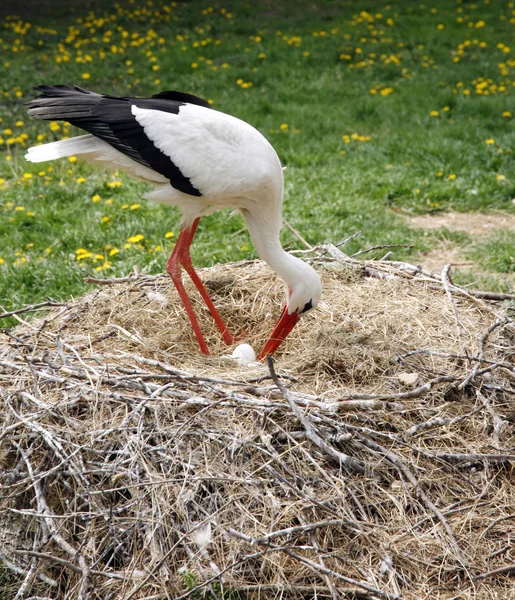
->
[[26, 85, 211, 197]]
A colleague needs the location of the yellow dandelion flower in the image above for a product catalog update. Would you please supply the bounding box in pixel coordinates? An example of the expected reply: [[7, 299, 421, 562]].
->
[[448, 174, 456, 180], [23, 173, 32, 179], [127, 234, 144, 243], [77, 177, 86, 183], [485, 138, 495, 144], [68, 156, 77, 163], [280, 123, 289, 131], [130, 203, 141, 210], [502, 111, 511, 118], [109, 248, 119, 256], [164, 231, 174, 238], [430, 110, 440, 117], [496, 174, 506, 181], [92, 194, 101, 202], [82, 73, 91, 79]]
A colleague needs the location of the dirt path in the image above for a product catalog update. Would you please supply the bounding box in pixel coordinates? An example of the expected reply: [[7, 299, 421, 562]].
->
[[405, 211, 515, 275]]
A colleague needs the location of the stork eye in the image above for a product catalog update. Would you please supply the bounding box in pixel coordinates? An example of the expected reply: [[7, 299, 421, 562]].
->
[[300, 299, 313, 314]]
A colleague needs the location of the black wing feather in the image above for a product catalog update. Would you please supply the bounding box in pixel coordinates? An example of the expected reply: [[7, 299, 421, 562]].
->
[[26, 85, 210, 197]]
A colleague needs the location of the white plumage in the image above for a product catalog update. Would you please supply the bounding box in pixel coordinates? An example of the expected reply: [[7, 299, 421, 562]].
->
[[25, 85, 321, 358]]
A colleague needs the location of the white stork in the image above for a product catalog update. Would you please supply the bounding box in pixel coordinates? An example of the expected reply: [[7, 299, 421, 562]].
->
[[25, 85, 321, 359]]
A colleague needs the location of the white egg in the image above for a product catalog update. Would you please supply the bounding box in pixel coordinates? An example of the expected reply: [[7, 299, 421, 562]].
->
[[231, 343, 256, 366]]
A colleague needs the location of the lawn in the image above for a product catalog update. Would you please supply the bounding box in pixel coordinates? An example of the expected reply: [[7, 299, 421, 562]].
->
[[0, 0, 514, 317]]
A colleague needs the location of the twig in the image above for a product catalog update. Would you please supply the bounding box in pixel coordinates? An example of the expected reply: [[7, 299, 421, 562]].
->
[[267, 356, 365, 474], [335, 231, 361, 247], [473, 564, 515, 580], [282, 218, 313, 249], [476, 389, 507, 448], [441, 264, 463, 338], [226, 528, 402, 600], [15, 444, 92, 600], [351, 243, 413, 258], [459, 319, 508, 389], [0, 300, 64, 320], [352, 433, 467, 565], [11, 550, 126, 581]]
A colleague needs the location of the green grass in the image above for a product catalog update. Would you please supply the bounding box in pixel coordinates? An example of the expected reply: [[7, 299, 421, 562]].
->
[[0, 0, 514, 316]]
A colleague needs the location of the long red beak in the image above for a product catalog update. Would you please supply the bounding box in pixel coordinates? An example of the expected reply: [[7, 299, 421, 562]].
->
[[258, 305, 300, 360]]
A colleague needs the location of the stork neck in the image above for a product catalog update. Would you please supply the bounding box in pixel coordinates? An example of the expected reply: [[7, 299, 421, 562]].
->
[[242, 210, 300, 287]]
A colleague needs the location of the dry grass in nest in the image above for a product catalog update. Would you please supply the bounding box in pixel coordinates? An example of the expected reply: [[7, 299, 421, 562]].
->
[[1, 245, 515, 600]]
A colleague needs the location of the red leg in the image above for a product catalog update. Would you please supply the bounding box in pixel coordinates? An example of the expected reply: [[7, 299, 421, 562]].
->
[[166, 224, 210, 355], [166, 218, 235, 354], [179, 219, 234, 345]]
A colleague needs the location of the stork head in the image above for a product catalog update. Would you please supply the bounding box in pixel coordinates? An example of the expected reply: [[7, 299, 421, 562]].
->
[[258, 259, 321, 360]]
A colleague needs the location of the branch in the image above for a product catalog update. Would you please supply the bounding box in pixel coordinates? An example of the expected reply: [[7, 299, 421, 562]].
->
[[267, 356, 365, 474]]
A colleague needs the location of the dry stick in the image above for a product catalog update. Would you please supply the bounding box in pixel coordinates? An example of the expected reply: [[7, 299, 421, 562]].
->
[[226, 528, 402, 600], [0, 552, 57, 588], [396, 348, 515, 375], [351, 243, 413, 258], [335, 375, 457, 402], [123, 507, 230, 600], [282, 218, 313, 249], [424, 452, 515, 462], [11, 551, 126, 581], [15, 443, 92, 600], [0, 300, 64, 320], [481, 514, 515, 538], [473, 564, 515, 580], [441, 264, 463, 339], [323, 242, 515, 302], [335, 231, 361, 248], [217, 584, 372, 598], [266, 356, 365, 474], [459, 319, 508, 390], [299, 514, 339, 600], [476, 389, 507, 449], [404, 410, 480, 438], [352, 433, 467, 566], [256, 519, 358, 543], [12, 560, 38, 600]]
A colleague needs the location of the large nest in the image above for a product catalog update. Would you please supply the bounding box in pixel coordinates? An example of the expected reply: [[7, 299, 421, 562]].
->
[[1, 245, 515, 600]]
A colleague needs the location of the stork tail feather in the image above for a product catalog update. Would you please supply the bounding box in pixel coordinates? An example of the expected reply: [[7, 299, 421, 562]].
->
[[25, 134, 100, 163]]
